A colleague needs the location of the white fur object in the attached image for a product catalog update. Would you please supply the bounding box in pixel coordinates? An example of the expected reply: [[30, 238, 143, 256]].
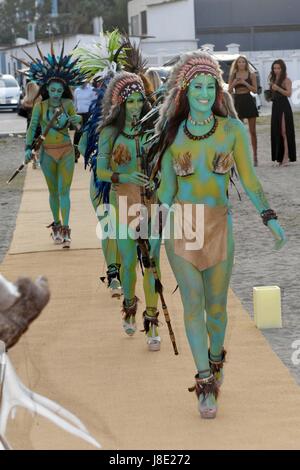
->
[[0, 275, 20, 312], [0, 343, 101, 450]]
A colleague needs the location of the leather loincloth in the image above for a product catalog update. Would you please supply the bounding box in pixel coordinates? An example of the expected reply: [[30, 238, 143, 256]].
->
[[43, 142, 74, 161], [172, 200, 228, 271]]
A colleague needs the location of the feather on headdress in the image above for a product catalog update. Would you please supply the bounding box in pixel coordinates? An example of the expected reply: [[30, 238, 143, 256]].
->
[[156, 51, 228, 133], [71, 29, 127, 81], [100, 71, 146, 128], [15, 40, 86, 87]]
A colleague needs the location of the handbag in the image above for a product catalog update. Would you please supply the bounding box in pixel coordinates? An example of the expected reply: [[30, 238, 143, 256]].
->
[[264, 89, 272, 102], [17, 106, 28, 118]]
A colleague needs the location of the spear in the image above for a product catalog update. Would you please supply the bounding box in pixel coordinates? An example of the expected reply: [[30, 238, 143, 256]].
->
[[7, 107, 63, 184], [137, 238, 179, 356]]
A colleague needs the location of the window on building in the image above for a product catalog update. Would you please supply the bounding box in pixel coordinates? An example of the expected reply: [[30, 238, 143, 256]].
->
[[141, 11, 147, 36], [131, 15, 140, 36]]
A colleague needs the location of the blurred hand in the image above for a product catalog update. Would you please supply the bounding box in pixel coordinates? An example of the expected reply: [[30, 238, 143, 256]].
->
[[25, 149, 32, 164], [267, 219, 287, 250], [69, 114, 82, 126], [271, 83, 279, 92], [119, 172, 149, 186]]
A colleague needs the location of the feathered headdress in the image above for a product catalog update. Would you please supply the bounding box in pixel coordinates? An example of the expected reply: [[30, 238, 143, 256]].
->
[[16, 40, 86, 87], [156, 50, 236, 133], [100, 71, 146, 128], [71, 29, 127, 81]]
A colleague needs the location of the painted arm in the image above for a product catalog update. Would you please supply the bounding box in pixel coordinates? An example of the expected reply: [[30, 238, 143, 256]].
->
[[157, 148, 178, 207], [150, 149, 178, 253], [66, 100, 82, 126], [96, 127, 116, 182], [24, 103, 41, 162], [233, 120, 286, 249], [25, 103, 41, 148], [97, 127, 149, 186]]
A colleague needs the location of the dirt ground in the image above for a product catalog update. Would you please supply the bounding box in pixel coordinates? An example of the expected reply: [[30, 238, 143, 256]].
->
[[0, 113, 300, 385]]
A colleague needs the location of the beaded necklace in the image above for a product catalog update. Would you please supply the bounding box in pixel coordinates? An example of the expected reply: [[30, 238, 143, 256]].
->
[[188, 113, 214, 126], [121, 130, 141, 140], [184, 117, 218, 141]]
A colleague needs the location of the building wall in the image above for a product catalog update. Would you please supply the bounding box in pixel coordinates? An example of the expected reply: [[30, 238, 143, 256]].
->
[[0, 35, 100, 77], [194, 0, 300, 51], [147, 0, 195, 41], [129, 0, 197, 65]]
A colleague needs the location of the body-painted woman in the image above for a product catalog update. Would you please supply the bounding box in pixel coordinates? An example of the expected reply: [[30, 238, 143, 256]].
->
[[23, 45, 84, 247], [97, 72, 162, 351], [74, 32, 126, 297], [150, 52, 286, 417]]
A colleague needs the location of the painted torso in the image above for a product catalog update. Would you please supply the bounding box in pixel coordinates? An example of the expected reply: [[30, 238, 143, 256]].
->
[[110, 132, 147, 174], [28, 99, 76, 145], [169, 116, 237, 206]]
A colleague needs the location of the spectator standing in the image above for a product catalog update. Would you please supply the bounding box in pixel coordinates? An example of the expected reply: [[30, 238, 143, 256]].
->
[[73, 82, 96, 162], [269, 59, 296, 166], [228, 56, 259, 166]]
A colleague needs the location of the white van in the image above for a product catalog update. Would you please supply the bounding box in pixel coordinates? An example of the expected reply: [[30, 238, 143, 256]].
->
[[0, 74, 21, 112]]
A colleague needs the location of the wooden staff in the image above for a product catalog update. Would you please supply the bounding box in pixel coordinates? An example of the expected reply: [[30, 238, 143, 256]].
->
[[149, 257, 179, 355], [7, 107, 63, 184], [133, 120, 178, 355]]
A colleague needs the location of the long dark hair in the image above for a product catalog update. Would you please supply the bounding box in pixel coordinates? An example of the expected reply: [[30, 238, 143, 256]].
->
[[269, 59, 287, 87], [34, 78, 73, 102]]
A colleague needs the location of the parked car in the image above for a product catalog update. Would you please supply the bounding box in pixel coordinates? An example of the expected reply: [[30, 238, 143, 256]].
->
[[0, 74, 21, 112], [149, 51, 262, 109]]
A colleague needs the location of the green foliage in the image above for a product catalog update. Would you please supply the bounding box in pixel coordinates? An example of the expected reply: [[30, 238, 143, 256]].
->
[[0, 0, 129, 45]]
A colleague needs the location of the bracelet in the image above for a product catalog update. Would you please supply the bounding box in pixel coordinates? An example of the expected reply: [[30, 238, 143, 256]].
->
[[261, 209, 278, 226], [111, 172, 120, 184]]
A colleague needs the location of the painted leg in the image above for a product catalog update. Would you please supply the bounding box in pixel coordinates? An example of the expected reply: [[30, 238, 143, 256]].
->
[[57, 151, 75, 248], [143, 239, 161, 351], [39, 150, 62, 243], [165, 237, 218, 417], [248, 118, 258, 166], [203, 214, 234, 387], [57, 151, 75, 226], [40, 149, 60, 223], [117, 234, 138, 335], [90, 178, 122, 297]]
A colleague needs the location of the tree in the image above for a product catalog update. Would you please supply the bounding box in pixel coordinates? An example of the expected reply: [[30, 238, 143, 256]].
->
[[0, 0, 129, 46], [35, 0, 129, 38], [0, 0, 36, 45]]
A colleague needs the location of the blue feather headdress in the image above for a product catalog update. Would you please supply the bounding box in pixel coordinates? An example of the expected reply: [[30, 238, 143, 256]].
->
[[16, 41, 86, 87]]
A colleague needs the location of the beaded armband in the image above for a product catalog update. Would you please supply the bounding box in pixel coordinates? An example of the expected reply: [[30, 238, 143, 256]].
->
[[111, 172, 120, 184], [261, 209, 278, 226]]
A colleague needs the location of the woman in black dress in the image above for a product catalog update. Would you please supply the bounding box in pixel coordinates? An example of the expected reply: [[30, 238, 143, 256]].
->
[[228, 56, 258, 166], [269, 59, 296, 166]]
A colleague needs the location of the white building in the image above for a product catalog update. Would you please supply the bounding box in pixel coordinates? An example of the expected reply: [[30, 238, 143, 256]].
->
[[128, 0, 300, 106], [128, 0, 197, 66], [0, 34, 101, 82]]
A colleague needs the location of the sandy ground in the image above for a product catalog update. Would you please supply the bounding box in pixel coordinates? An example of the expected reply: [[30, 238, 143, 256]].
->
[[230, 113, 300, 384], [0, 113, 300, 387], [0, 136, 26, 262]]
